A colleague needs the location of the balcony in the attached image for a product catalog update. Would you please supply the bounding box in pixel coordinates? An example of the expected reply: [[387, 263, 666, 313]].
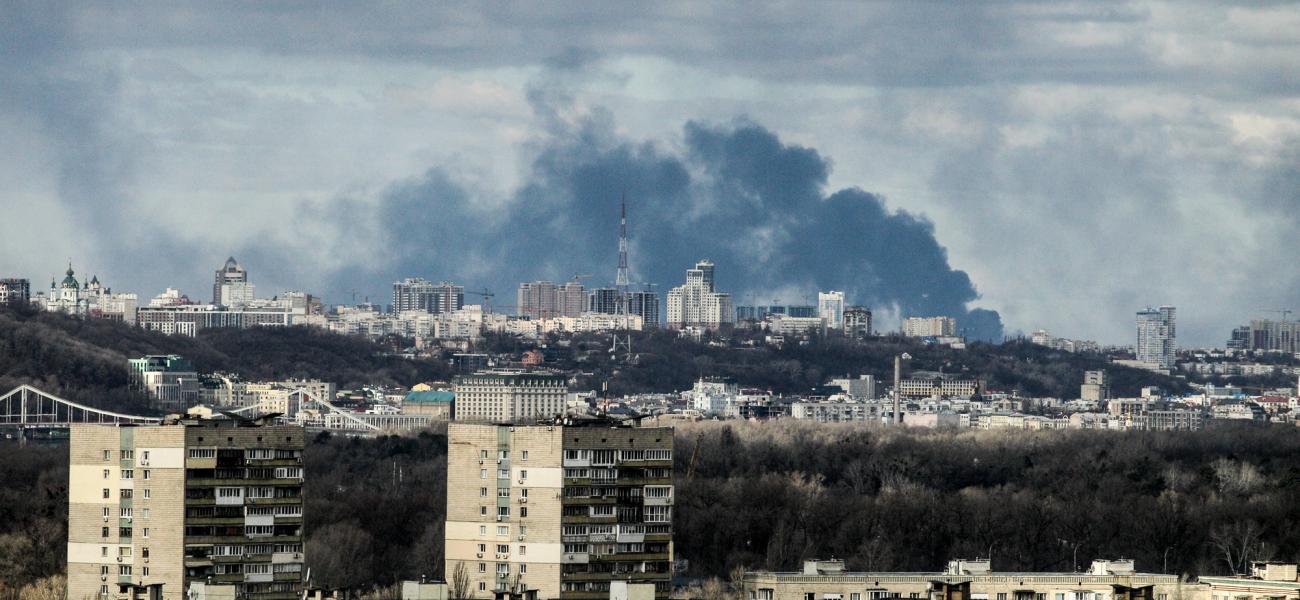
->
[[560, 553, 590, 565]]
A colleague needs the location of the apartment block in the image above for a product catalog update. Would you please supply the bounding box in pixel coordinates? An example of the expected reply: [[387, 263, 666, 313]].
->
[[444, 421, 674, 600], [68, 420, 306, 600], [453, 371, 569, 422]]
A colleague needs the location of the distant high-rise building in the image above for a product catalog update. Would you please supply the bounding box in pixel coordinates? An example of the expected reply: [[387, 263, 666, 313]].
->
[[588, 288, 619, 314], [67, 420, 306, 600], [629, 290, 660, 327], [393, 277, 436, 314], [1239, 319, 1300, 353], [844, 306, 872, 339], [0, 278, 31, 305], [517, 281, 584, 319], [818, 291, 845, 329], [393, 279, 464, 314], [431, 281, 465, 314], [212, 257, 251, 306], [1136, 306, 1176, 369], [666, 260, 732, 330], [444, 421, 673, 600], [902, 316, 957, 337], [1227, 325, 1250, 351]]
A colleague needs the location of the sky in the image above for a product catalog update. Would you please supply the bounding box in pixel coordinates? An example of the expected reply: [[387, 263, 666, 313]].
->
[[3, 2, 1300, 345]]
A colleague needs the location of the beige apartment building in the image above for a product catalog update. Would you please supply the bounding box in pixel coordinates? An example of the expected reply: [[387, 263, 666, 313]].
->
[[744, 559, 1186, 600], [445, 421, 674, 600], [453, 371, 569, 422], [68, 419, 306, 600]]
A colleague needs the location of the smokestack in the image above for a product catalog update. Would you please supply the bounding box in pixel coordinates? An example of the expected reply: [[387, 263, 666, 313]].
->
[[894, 355, 902, 425]]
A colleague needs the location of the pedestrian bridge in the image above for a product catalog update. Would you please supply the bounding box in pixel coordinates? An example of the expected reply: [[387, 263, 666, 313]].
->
[[0, 384, 161, 428]]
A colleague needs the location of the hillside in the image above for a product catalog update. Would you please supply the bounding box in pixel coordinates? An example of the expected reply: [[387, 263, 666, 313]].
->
[[0, 305, 451, 413]]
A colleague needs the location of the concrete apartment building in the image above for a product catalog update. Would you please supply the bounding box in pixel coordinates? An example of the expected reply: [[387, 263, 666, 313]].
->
[[902, 317, 957, 338], [453, 371, 569, 422], [666, 260, 733, 331], [1136, 306, 1177, 370], [843, 307, 872, 340], [445, 421, 674, 600], [68, 419, 306, 600], [896, 378, 982, 400], [744, 558, 1183, 600]]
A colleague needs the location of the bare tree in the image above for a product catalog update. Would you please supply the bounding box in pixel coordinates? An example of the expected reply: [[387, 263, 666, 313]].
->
[[1209, 521, 1263, 575], [450, 561, 473, 600]]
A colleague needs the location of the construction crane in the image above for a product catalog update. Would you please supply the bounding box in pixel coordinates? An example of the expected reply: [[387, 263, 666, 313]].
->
[[571, 273, 592, 285], [1261, 309, 1294, 321], [465, 289, 495, 313]]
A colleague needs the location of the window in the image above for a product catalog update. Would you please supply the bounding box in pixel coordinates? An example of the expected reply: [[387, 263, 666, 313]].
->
[[142, 528, 150, 538], [104, 450, 111, 461], [478, 583, 486, 592], [851, 594, 861, 600], [478, 563, 486, 573], [998, 595, 1007, 600], [481, 450, 489, 459], [188, 448, 216, 459], [121, 470, 133, 480], [497, 526, 509, 536], [644, 505, 671, 523], [120, 508, 132, 517], [141, 451, 149, 462], [142, 548, 149, 559], [119, 565, 132, 576], [498, 469, 509, 479], [480, 506, 487, 516], [142, 567, 149, 577], [498, 488, 510, 498], [120, 489, 133, 499], [142, 508, 150, 519], [496, 563, 508, 573], [103, 507, 111, 517], [480, 469, 487, 479], [497, 544, 509, 554], [521, 488, 529, 498], [520, 470, 528, 480], [806, 594, 815, 600], [143, 470, 150, 480], [478, 544, 486, 553], [520, 526, 527, 536], [480, 487, 488, 497], [100, 585, 109, 596], [103, 469, 110, 479], [142, 489, 150, 499], [480, 526, 487, 535], [499, 450, 509, 459], [120, 450, 133, 460], [101, 566, 110, 576], [520, 564, 527, 573], [497, 506, 510, 517], [520, 546, 526, 556], [520, 507, 528, 518], [522, 451, 529, 461], [101, 547, 108, 557], [101, 527, 109, 538], [103, 488, 110, 499]]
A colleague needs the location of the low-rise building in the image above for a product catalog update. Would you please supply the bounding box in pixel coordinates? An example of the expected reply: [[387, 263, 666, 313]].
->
[[744, 559, 1182, 600], [129, 355, 200, 412]]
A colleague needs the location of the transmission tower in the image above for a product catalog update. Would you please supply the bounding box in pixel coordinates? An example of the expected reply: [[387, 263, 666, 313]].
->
[[611, 195, 633, 357]]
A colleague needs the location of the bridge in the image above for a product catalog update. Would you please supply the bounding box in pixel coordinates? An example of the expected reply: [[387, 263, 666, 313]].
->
[[0, 385, 161, 429]]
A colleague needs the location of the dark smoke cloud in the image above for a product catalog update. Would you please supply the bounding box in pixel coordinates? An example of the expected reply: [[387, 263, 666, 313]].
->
[[247, 105, 1004, 340]]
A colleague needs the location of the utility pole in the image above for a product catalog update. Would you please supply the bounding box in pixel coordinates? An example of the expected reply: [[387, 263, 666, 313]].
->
[[893, 355, 902, 424]]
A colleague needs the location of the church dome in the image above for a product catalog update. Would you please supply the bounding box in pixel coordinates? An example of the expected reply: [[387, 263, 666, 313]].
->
[[61, 266, 79, 289]]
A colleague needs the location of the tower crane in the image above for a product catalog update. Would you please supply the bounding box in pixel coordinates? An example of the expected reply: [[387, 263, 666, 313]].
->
[[465, 289, 495, 313]]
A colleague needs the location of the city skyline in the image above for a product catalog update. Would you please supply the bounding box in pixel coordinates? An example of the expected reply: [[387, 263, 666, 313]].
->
[[5, 3, 1300, 346]]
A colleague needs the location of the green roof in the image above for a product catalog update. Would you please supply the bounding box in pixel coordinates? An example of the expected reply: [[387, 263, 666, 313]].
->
[[405, 390, 454, 404]]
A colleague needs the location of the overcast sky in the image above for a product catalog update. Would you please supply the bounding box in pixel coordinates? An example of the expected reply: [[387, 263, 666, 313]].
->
[[3, 2, 1299, 345]]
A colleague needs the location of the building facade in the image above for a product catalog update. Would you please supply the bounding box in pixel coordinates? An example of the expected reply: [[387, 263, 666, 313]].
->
[[1136, 306, 1176, 370], [0, 277, 30, 305], [519, 281, 587, 319], [1081, 370, 1110, 402], [744, 559, 1182, 600], [902, 316, 957, 337], [212, 258, 253, 306], [68, 420, 306, 600], [843, 307, 871, 339], [817, 292, 844, 330], [129, 356, 201, 413], [453, 371, 569, 422], [666, 260, 732, 331], [444, 422, 674, 600]]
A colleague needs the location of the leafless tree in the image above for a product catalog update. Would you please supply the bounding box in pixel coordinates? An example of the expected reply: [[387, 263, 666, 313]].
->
[[450, 561, 473, 600]]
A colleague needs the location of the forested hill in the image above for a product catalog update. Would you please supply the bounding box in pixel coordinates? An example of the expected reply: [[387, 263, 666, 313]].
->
[[0, 305, 450, 413]]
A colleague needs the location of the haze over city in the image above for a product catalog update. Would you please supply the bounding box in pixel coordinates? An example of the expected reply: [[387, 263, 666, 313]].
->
[[5, 3, 1300, 345]]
